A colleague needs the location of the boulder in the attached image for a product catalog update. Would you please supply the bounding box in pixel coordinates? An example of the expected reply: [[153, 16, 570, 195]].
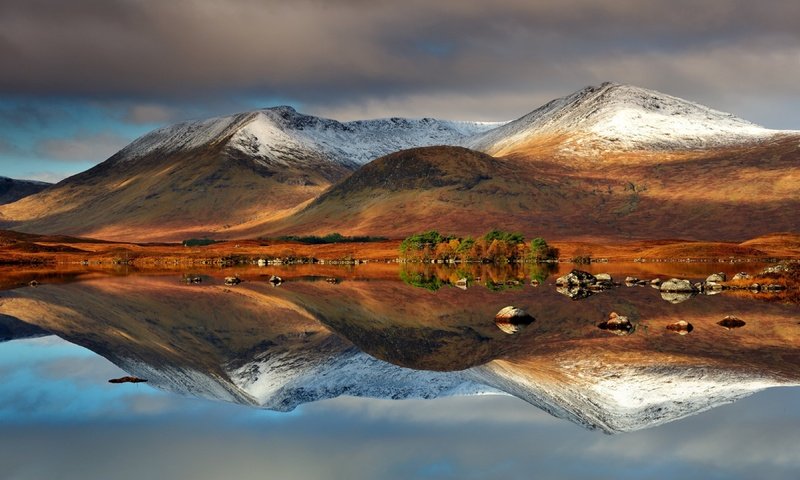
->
[[455, 277, 468, 290], [717, 315, 746, 329], [624, 276, 639, 284], [494, 306, 535, 334], [555, 269, 596, 287], [660, 278, 696, 292], [594, 273, 613, 282], [706, 272, 726, 283], [268, 275, 283, 286], [224, 276, 241, 286], [666, 320, 693, 335], [650, 278, 662, 285], [28, 280, 39, 287], [597, 312, 634, 335], [732, 272, 751, 281]]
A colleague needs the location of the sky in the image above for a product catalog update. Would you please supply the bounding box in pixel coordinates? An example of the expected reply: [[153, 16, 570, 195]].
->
[[1, 0, 799, 182], [2, 336, 800, 480]]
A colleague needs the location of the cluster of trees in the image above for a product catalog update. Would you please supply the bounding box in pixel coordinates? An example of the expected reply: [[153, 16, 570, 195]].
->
[[182, 238, 217, 247], [399, 229, 559, 263], [272, 233, 387, 244]]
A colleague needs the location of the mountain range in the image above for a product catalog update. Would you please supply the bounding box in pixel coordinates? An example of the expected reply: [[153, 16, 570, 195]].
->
[[1, 82, 798, 242]]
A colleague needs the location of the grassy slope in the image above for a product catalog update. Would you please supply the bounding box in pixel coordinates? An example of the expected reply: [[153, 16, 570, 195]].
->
[[266, 139, 800, 242], [0, 143, 352, 242]]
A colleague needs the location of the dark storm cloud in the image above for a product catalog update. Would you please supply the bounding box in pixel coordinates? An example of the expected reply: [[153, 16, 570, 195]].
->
[[0, 0, 798, 124]]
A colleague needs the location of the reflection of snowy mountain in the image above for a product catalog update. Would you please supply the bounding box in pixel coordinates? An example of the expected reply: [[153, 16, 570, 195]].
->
[[470, 361, 792, 434], [118, 347, 497, 411]]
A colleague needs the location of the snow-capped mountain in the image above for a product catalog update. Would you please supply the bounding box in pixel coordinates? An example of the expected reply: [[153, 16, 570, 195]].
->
[[466, 82, 789, 156], [117, 106, 500, 168]]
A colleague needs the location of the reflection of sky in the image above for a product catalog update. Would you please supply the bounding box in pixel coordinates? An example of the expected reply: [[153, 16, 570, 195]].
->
[[2, 336, 800, 479]]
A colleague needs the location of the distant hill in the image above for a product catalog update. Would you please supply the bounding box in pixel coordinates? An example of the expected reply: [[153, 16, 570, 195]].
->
[[0, 177, 50, 205]]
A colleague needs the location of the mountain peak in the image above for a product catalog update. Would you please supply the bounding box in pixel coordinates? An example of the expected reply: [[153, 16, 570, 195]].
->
[[467, 82, 778, 156]]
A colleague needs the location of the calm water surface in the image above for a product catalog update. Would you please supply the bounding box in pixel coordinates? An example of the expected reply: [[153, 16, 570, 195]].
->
[[1, 263, 798, 479]]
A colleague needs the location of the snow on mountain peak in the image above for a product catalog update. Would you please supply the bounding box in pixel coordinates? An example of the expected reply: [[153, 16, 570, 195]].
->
[[467, 82, 782, 155], [113, 106, 502, 168]]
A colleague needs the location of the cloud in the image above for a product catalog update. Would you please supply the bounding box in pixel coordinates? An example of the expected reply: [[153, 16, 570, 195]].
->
[[0, 0, 798, 126], [33, 132, 130, 163], [122, 104, 180, 124], [0, 138, 22, 155]]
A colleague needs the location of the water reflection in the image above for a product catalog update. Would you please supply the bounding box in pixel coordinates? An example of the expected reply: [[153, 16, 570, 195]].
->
[[0, 263, 798, 434]]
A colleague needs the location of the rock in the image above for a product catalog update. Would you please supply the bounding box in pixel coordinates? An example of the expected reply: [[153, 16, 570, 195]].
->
[[666, 320, 693, 335], [325, 277, 339, 284], [706, 272, 726, 283], [660, 278, 696, 292], [530, 279, 540, 287], [749, 283, 761, 291], [257, 259, 267, 267], [717, 315, 746, 329], [598, 312, 634, 335], [224, 276, 241, 286], [595, 273, 613, 282], [761, 263, 791, 275], [650, 278, 662, 285], [108, 376, 147, 384], [28, 280, 39, 287], [660, 291, 696, 304], [706, 282, 724, 291], [765, 284, 786, 291], [183, 275, 202, 284], [455, 277, 468, 290], [732, 272, 751, 281], [624, 276, 639, 284], [268, 275, 283, 286], [555, 269, 596, 287], [494, 306, 535, 334]]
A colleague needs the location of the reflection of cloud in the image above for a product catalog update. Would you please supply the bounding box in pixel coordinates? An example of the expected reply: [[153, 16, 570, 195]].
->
[[1, 389, 800, 479]]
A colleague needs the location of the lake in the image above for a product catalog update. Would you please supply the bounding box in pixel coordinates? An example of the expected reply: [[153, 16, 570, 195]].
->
[[1, 262, 799, 479]]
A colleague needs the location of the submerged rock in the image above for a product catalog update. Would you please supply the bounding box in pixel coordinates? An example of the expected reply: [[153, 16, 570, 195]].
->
[[666, 320, 693, 335], [268, 275, 283, 286], [494, 306, 535, 334], [598, 312, 634, 335], [718, 315, 746, 329], [224, 276, 241, 286]]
